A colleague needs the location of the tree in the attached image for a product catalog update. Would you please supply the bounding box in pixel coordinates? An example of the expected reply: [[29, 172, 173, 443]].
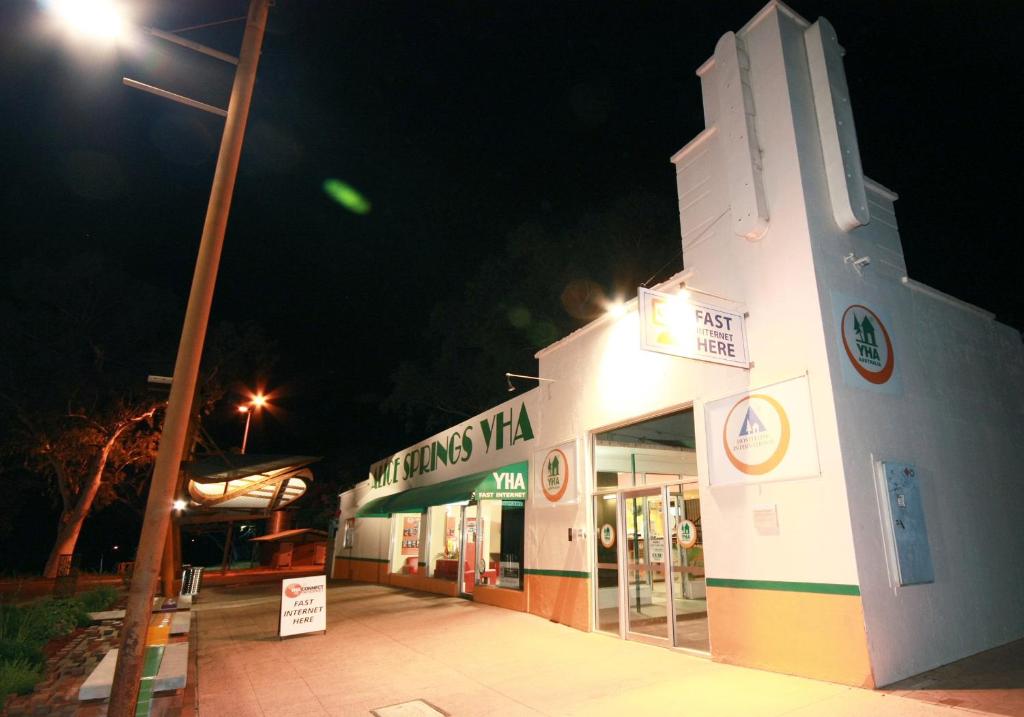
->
[[0, 253, 277, 576]]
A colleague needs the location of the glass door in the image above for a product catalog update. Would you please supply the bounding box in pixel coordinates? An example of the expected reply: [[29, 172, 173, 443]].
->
[[458, 504, 478, 595], [668, 483, 709, 651], [623, 488, 670, 642], [593, 494, 621, 635]]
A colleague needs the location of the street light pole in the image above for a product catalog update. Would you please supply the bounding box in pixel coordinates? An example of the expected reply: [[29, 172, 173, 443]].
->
[[108, 1, 270, 713], [239, 405, 253, 453], [239, 392, 266, 454]]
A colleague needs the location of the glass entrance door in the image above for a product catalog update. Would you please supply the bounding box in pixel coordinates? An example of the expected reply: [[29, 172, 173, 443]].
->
[[593, 483, 710, 651], [623, 488, 670, 642], [667, 483, 709, 651], [593, 494, 621, 635], [459, 504, 477, 595]]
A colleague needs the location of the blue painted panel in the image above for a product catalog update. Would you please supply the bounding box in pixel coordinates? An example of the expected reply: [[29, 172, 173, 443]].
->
[[883, 462, 934, 586]]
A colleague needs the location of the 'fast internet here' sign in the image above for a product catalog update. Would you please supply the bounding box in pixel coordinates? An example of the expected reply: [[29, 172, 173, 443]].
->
[[279, 575, 327, 638], [639, 286, 749, 368]]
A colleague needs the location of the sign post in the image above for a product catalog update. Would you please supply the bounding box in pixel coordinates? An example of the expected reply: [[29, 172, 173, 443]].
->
[[279, 575, 327, 638]]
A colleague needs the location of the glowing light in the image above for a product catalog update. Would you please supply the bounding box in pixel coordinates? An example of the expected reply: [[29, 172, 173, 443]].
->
[[605, 299, 627, 318], [323, 179, 371, 214], [49, 0, 126, 41], [651, 293, 698, 347], [238, 405, 250, 413], [251, 393, 267, 409], [172, 499, 188, 511]]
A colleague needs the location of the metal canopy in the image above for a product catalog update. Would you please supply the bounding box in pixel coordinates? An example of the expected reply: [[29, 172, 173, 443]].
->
[[249, 528, 329, 544], [185, 454, 320, 511]]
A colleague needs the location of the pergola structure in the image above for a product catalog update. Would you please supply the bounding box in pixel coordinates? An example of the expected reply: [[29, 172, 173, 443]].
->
[[175, 454, 321, 573]]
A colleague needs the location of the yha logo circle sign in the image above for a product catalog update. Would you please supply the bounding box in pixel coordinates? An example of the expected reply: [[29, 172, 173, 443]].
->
[[541, 448, 570, 502], [841, 304, 894, 384], [284, 583, 304, 598], [722, 394, 790, 475]]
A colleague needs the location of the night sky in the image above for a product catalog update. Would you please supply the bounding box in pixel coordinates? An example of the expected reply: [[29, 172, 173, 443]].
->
[[3, 0, 1022, 520]]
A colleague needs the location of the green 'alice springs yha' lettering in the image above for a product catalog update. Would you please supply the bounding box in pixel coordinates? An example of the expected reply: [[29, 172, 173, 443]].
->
[[370, 403, 534, 489]]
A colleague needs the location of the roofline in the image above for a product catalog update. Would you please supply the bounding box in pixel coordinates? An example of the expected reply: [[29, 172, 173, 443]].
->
[[535, 269, 695, 360]]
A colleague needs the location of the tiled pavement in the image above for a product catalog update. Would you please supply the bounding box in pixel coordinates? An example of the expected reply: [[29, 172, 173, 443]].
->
[[192, 580, 1023, 716]]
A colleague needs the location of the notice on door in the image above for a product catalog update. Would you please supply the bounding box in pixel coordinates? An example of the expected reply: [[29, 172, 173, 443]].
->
[[279, 574, 327, 638]]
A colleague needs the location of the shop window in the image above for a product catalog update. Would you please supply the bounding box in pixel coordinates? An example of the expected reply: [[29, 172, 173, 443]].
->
[[427, 504, 462, 581], [388, 512, 423, 575], [476, 499, 524, 590]]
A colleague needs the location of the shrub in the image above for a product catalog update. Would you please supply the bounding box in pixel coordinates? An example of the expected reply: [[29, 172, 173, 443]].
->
[[0, 640, 42, 665], [0, 658, 42, 700], [77, 586, 119, 613]]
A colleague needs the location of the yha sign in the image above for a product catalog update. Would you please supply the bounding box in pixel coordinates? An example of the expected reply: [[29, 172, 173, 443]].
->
[[476, 461, 529, 500], [840, 304, 895, 385]]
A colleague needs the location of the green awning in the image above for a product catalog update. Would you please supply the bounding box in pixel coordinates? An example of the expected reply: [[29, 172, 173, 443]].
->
[[355, 460, 528, 518]]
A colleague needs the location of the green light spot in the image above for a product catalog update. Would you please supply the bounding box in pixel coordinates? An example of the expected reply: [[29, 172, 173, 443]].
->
[[322, 179, 371, 214], [508, 305, 531, 328]]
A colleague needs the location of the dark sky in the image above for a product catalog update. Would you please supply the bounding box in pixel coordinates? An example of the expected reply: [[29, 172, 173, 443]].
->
[[3, 0, 1022, 487]]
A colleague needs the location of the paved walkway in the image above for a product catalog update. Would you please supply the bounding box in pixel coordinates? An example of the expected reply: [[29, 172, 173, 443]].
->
[[192, 581, 1018, 717]]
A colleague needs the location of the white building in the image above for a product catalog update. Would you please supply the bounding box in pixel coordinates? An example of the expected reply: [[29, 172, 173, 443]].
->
[[335, 1, 1024, 687]]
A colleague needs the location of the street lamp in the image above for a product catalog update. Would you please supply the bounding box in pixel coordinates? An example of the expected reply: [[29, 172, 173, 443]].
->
[[238, 392, 267, 454], [46, 1, 274, 713], [48, 0, 128, 41]]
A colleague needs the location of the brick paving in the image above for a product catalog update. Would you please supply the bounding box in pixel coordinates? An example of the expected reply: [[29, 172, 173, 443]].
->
[[1, 611, 194, 717], [3, 623, 121, 717]]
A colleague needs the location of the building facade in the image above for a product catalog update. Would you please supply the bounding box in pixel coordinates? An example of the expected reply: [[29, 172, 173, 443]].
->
[[335, 1, 1024, 688]]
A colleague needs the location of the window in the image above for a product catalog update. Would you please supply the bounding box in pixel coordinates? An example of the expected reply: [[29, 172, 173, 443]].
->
[[341, 518, 355, 549], [388, 512, 423, 575], [426, 504, 461, 581]]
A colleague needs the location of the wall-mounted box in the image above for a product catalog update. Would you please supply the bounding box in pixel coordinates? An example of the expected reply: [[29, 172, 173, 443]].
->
[[881, 461, 934, 586]]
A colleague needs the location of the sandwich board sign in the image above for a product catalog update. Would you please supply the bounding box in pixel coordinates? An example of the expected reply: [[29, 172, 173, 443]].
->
[[279, 574, 327, 638]]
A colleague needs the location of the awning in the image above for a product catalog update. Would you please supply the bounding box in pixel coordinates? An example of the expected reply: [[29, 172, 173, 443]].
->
[[356, 460, 528, 518]]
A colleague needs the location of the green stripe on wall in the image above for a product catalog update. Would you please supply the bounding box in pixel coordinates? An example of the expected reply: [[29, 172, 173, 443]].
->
[[524, 569, 590, 579], [706, 578, 860, 596]]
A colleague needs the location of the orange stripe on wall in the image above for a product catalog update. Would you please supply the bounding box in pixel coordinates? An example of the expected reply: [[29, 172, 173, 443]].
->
[[707, 586, 874, 687], [474, 585, 527, 612], [387, 572, 459, 597], [526, 573, 590, 631]]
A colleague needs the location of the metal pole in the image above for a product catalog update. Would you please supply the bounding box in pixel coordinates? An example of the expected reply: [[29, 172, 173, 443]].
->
[[221, 524, 234, 573], [241, 409, 252, 454], [107, 1, 269, 713]]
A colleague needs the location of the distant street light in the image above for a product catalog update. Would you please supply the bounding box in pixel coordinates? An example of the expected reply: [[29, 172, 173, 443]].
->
[[238, 392, 267, 454]]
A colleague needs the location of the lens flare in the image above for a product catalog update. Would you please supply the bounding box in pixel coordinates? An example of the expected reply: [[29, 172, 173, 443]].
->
[[322, 179, 371, 214]]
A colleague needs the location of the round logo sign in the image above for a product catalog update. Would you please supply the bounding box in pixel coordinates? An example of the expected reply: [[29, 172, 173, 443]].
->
[[599, 523, 615, 549], [722, 394, 791, 475], [840, 304, 895, 384], [678, 519, 698, 549], [541, 448, 570, 502], [284, 583, 303, 598]]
